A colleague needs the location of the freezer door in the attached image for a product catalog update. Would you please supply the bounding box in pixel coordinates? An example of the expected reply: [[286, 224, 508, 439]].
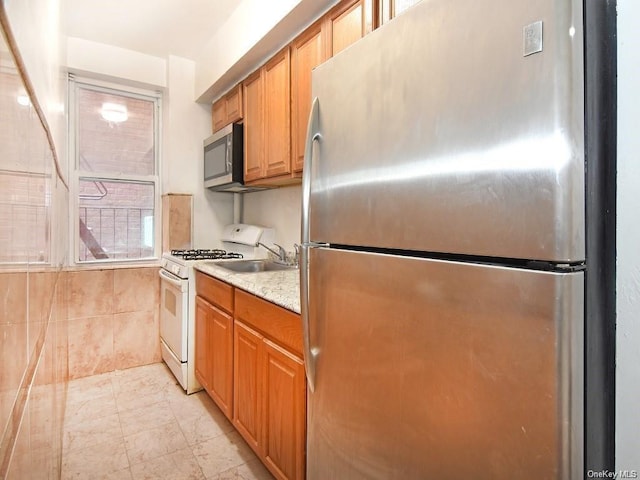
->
[[308, 0, 584, 263], [306, 248, 583, 480]]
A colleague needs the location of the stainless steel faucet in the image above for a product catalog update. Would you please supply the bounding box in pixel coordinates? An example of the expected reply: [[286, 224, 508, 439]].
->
[[294, 243, 300, 266], [258, 242, 287, 263]]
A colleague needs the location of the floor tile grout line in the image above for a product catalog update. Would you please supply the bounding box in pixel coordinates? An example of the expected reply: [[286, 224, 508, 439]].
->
[[167, 387, 210, 479], [62, 362, 272, 479], [111, 368, 195, 471], [111, 373, 134, 475]]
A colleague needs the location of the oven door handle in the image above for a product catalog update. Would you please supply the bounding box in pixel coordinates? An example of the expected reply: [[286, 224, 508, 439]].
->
[[159, 269, 187, 291]]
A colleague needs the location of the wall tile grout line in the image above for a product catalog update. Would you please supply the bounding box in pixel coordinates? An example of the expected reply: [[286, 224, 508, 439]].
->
[[0, 268, 65, 478]]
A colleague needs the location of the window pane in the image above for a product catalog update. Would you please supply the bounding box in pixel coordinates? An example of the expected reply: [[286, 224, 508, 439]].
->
[[78, 179, 154, 261], [0, 172, 50, 263], [0, 58, 51, 264], [77, 87, 155, 176]]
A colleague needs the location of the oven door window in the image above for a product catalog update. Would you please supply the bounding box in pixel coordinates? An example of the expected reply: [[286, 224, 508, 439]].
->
[[159, 271, 188, 361]]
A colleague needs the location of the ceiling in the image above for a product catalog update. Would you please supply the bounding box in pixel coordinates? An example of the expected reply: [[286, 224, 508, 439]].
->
[[64, 0, 243, 61]]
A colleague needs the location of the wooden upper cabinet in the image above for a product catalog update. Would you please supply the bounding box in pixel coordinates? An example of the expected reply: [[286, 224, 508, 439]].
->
[[225, 84, 243, 123], [242, 47, 292, 184], [234, 0, 379, 185], [212, 83, 244, 133], [263, 48, 291, 179], [325, 0, 373, 57], [291, 20, 326, 174], [243, 70, 264, 182], [212, 100, 226, 133]]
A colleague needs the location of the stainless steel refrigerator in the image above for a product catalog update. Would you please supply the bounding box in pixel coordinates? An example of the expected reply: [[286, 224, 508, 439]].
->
[[299, 0, 586, 478]]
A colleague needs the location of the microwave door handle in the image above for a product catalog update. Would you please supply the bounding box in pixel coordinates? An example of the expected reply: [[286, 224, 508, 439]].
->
[[226, 137, 232, 171]]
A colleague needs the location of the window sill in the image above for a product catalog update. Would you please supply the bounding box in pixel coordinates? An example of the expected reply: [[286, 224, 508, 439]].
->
[[64, 260, 161, 271]]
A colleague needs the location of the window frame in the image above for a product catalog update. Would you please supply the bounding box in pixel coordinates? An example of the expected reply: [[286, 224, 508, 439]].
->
[[68, 76, 162, 266]]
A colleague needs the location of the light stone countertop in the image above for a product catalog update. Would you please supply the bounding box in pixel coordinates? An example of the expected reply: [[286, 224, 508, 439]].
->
[[193, 261, 301, 314]]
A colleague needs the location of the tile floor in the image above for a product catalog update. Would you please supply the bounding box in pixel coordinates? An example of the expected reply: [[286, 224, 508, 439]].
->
[[61, 362, 274, 479]]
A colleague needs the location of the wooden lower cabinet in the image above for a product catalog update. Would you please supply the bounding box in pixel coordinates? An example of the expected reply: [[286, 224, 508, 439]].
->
[[195, 297, 212, 391], [234, 320, 306, 480], [262, 339, 306, 480], [194, 295, 233, 420], [233, 321, 264, 452], [196, 272, 306, 480]]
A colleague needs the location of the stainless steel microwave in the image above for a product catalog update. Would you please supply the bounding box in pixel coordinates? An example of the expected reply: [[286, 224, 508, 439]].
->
[[204, 123, 260, 193]]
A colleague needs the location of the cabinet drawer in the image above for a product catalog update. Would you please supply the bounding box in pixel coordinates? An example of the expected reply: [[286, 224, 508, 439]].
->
[[235, 289, 302, 356], [196, 271, 233, 313]]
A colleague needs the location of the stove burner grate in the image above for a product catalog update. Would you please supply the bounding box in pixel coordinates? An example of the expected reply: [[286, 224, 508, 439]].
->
[[170, 249, 244, 261]]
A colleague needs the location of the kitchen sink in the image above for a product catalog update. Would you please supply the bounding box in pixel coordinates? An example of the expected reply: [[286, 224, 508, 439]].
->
[[212, 259, 298, 273]]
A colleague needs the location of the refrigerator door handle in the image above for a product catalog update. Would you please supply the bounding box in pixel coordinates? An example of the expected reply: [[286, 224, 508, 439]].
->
[[301, 96, 322, 392], [301, 96, 321, 245], [300, 244, 316, 392]]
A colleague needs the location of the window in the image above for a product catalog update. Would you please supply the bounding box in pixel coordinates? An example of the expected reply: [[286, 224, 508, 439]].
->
[[0, 60, 51, 264], [69, 78, 160, 263]]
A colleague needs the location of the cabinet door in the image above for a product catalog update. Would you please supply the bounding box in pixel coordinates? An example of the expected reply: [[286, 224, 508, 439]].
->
[[209, 304, 233, 419], [195, 296, 212, 391], [243, 70, 264, 182], [225, 84, 243, 124], [195, 296, 233, 419], [326, 0, 367, 56], [212, 99, 226, 132], [234, 320, 264, 453], [291, 21, 326, 174], [263, 48, 291, 179], [262, 340, 306, 480]]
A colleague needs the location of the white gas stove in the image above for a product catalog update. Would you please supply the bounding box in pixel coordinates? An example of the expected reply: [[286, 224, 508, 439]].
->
[[158, 225, 275, 394]]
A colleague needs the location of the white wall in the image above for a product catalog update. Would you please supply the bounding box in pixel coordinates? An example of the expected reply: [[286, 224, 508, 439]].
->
[[616, 0, 640, 469], [194, 0, 338, 102], [66, 37, 166, 88], [163, 55, 233, 248], [243, 186, 302, 251], [195, 0, 300, 100]]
